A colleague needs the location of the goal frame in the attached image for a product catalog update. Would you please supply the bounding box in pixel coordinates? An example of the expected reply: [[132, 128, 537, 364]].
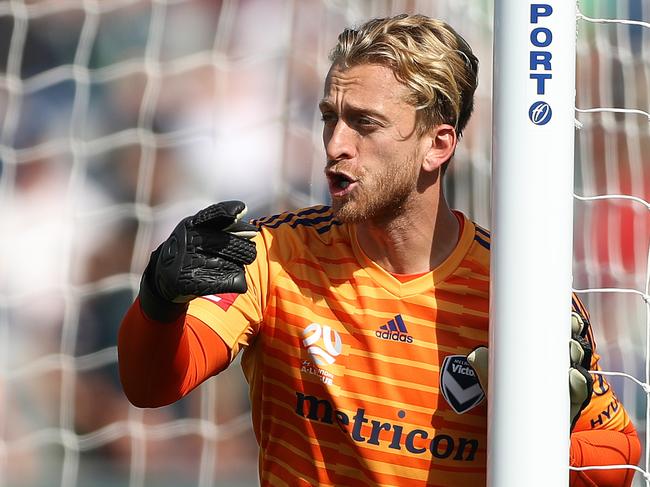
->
[[490, 1, 577, 485]]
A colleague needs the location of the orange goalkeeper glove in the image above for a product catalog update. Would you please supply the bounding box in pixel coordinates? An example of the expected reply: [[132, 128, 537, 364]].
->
[[139, 201, 258, 322]]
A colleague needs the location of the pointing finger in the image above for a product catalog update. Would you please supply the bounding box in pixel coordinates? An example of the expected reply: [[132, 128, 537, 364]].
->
[[191, 201, 248, 229]]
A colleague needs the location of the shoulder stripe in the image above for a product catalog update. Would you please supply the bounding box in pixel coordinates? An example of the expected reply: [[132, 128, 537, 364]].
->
[[316, 219, 343, 234], [261, 213, 335, 230], [474, 234, 490, 250], [571, 296, 580, 313], [475, 225, 490, 239], [253, 205, 331, 227], [572, 294, 590, 322], [258, 212, 308, 229]]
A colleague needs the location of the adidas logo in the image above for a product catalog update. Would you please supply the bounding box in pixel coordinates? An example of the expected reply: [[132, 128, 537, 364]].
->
[[375, 315, 413, 343]]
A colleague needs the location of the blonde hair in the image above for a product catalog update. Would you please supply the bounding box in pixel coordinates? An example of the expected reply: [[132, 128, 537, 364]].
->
[[329, 14, 479, 137]]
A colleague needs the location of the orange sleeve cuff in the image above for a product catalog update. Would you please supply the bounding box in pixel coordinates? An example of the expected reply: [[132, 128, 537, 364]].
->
[[118, 297, 230, 407], [569, 422, 641, 487]]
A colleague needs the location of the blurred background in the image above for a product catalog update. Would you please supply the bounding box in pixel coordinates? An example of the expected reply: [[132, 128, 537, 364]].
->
[[0, 0, 647, 485]]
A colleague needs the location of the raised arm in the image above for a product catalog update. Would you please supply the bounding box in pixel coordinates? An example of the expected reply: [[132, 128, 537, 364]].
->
[[117, 201, 257, 407]]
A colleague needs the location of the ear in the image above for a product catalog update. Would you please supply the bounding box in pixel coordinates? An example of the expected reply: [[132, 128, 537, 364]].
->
[[422, 124, 457, 173]]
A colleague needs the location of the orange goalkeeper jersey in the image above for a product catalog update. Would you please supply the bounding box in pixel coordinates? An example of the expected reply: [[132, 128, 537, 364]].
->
[[120, 205, 640, 486]]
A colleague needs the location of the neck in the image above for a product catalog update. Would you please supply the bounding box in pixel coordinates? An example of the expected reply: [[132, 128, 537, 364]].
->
[[355, 192, 460, 275]]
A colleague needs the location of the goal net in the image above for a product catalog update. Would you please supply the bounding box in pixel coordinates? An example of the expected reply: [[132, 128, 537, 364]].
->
[[0, 0, 646, 486], [572, 1, 650, 485]]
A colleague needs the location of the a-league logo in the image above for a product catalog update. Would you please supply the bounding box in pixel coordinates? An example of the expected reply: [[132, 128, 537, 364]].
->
[[301, 323, 342, 366]]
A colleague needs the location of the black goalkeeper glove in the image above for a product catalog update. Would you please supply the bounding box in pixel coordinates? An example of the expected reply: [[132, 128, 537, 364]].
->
[[467, 311, 594, 431], [139, 201, 258, 322]]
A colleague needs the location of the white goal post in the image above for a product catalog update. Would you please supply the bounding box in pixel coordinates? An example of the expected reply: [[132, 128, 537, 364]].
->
[[492, 2, 650, 486], [490, 1, 576, 486]]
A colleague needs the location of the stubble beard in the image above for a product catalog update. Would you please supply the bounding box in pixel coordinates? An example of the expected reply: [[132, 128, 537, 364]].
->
[[332, 157, 420, 224]]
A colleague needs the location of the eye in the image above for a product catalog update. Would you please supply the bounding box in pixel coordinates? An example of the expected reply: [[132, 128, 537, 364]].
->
[[320, 112, 337, 124], [356, 116, 375, 126], [353, 116, 379, 133]]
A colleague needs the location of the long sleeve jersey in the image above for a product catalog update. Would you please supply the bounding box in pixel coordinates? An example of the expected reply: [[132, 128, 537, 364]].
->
[[119, 206, 640, 486]]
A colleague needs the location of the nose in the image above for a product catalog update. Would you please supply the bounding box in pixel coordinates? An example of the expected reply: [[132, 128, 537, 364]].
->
[[324, 120, 356, 162]]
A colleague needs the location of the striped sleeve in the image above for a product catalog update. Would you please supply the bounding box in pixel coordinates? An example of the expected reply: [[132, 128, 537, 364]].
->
[[186, 226, 273, 360]]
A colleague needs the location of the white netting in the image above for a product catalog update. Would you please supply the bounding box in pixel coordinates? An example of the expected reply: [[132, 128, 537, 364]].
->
[[0, 0, 646, 485], [572, 1, 650, 486]]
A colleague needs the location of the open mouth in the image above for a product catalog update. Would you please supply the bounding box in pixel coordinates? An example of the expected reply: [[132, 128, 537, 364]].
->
[[327, 171, 358, 196]]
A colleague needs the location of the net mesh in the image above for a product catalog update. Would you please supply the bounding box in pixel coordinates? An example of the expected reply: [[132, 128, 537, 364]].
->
[[572, 2, 650, 485], [0, 0, 647, 486]]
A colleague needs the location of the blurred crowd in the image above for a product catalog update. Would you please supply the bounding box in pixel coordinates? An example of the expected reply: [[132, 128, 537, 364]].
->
[[0, 0, 647, 486]]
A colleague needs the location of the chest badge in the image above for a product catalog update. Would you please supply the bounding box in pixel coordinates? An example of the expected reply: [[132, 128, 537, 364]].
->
[[301, 323, 342, 365], [440, 355, 485, 414]]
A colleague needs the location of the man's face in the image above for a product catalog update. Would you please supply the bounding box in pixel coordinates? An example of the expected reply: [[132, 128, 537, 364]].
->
[[320, 63, 426, 223]]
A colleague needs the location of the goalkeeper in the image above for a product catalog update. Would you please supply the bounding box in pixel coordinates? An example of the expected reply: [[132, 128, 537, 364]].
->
[[118, 14, 640, 487]]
